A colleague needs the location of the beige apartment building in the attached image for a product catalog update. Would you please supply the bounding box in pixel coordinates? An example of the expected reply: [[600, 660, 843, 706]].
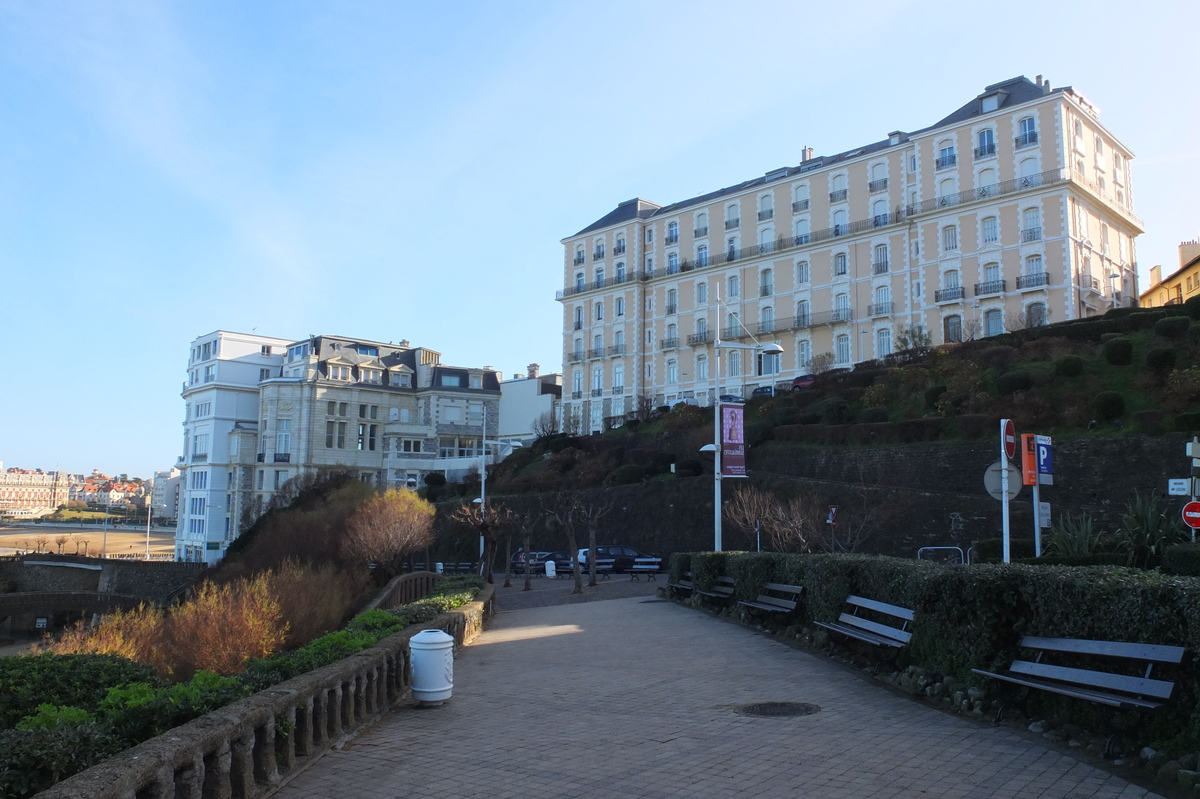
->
[[1140, 240, 1200, 308], [557, 75, 1142, 433]]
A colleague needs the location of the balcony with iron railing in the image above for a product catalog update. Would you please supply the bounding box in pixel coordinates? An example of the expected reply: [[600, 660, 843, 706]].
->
[[592, 250, 604, 261], [1021, 227, 1043, 242], [792, 199, 809, 213], [935, 154, 957, 170], [760, 284, 773, 297], [607, 344, 626, 356], [872, 260, 889, 275], [665, 233, 679, 245], [694, 226, 708, 237], [571, 390, 582, 400], [613, 243, 626, 255], [756, 320, 777, 335], [974, 143, 997, 159], [974, 280, 1006, 296], [1016, 272, 1050, 290], [573, 253, 585, 265], [666, 304, 677, 315], [725, 218, 740, 230], [661, 338, 679, 350], [829, 189, 848, 203], [612, 386, 624, 395], [193, 453, 209, 463], [591, 388, 603, 397], [1080, 276, 1100, 292], [686, 331, 710, 345], [273, 453, 291, 463], [587, 348, 605, 359], [935, 286, 965, 302], [868, 178, 888, 193], [789, 309, 853, 330], [567, 350, 585, 363], [869, 301, 894, 317], [905, 167, 1066, 217], [758, 209, 774, 221], [1015, 131, 1039, 149]]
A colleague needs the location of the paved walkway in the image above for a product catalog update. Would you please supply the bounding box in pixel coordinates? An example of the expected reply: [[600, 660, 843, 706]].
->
[[275, 595, 1164, 799]]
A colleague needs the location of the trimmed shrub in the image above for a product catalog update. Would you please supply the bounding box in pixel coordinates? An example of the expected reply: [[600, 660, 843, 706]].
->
[[1126, 311, 1163, 330], [1100, 332, 1123, 343], [0, 655, 159, 729], [1155, 316, 1191, 339], [423, 473, 446, 487], [996, 370, 1034, 395], [1103, 337, 1133, 365], [975, 346, 1018, 372], [547, 436, 580, 453], [1146, 347, 1177, 373], [675, 459, 703, 478], [957, 414, 992, 439], [1177, 412, 1200, 432], [1054, 355, 1084, 377], [924, 384, 947, 410], [1163, 542, 1200, 576], [0, 723, 127, 799], [605, 464, 646, 485], [1185, 295, 1200, 320], [858, 406, 889, 423], [1133, 410, 1168, 435], [1093, 391, 1125, 421], [1188, 324, 1200, 344]]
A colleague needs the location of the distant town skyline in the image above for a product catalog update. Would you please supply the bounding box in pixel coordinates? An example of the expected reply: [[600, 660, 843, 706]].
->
[[1, 0, 1197, 476]]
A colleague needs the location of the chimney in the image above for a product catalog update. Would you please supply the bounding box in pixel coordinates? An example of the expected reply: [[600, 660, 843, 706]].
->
[[800, 146, 814, 162], [1042, 77, 1051, 95], [399, 339, 410, 347], [527, 363, 540, 379]]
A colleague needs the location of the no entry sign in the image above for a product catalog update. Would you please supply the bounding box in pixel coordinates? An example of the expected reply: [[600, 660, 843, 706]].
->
[[1184, 502, 1200, 529], [1002, 419, 1017, 459]]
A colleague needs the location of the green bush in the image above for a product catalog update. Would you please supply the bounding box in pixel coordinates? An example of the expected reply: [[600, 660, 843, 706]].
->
[[858, 406, 889, 423], [996, 370, 1034, 395], [675, 459, 703, 478], [423, 473, 446, 487], [1163, 542, 1200, 576], [1103, 337, 1133, 365], [1093, 391, 1125, 421], [1127, 311, 1163, 330], [1054, 355, 1084, 377], [1188, 324, 1200, 343], [1186, 296, 1200, 320], [605, 464, 646, 485], [1147, 347, 1177, 373], [1155, 316, 1191, 339], [924, 384, 947, 410], [1177, 412, 1200, 432], [0, 723, 127, 799], [0, 655, 159, 729], [1134, 410, 1168, 435]]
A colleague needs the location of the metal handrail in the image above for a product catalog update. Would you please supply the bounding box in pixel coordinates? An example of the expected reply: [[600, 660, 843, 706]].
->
[[917, 546, 964, 564]]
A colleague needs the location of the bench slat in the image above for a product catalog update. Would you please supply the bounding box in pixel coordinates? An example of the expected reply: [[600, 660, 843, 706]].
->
[[739, 596, 796, 612], [847, 595, 914, 621], [1008, 659, 1175, 700], [1020, 636, 1186, 664], [972, 668, 1166, 710], [815, 620, 905, 648], [761, 583, 803, 594], [836, 612, 912, 644]]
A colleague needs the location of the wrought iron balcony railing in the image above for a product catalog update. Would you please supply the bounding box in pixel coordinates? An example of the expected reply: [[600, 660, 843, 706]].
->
[[1016, 272, 1050, 290], [868, 178, 888, 193], [792, 199, 809, 213], [935, 286, 965, 302], [974, 279, 1006, 296]]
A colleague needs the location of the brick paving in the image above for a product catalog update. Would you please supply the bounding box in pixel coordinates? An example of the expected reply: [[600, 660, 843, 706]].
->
[[274, 595, 1164, 799]]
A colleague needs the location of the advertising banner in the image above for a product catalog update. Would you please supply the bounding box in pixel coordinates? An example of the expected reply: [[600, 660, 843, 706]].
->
[[1021, 434, 1037, 487], [721, 405, 747, 478]]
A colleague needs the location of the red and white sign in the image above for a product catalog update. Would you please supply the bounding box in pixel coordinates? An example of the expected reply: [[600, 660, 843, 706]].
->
[[1184, 502, 1200, 529], [1002, 419, 1017, 459]]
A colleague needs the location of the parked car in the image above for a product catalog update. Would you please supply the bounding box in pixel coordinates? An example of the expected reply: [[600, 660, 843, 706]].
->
[[718, 394, 746, 403], [577, 545, 660, 573], [791, 374, 816, 390], [751, 385, 775, 397], [541, 551, 576, 574], [510, 548, 550, 575]]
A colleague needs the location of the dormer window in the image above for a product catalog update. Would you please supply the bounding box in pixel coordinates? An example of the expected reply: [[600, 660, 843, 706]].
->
[[981, 94, 999, 113], [361, 368, 383, 384], [329, 365, 350, 380], [356, 345, 379, 356]]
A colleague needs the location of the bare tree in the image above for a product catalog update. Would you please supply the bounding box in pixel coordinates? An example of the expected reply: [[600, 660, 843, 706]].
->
[[55, 535, 68, 554], [765, 496, 819, 553], [449, 500, 494, 584], [635, 394, 656, 422], [1007, 305, 1051, 332], [481, 502, 521, 588], [576, 495, 615, 586], [532, 407, 559, 439], [541, 492, 584, 594], [724, 486, 776, 551], [893, 324, 933, 359], [809, 352, 835, 375], [341, 489, 436, 580]]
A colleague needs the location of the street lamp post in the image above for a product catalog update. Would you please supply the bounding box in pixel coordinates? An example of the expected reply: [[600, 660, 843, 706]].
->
[[702, 285, 784, 552], [473, 405, 522, 561]]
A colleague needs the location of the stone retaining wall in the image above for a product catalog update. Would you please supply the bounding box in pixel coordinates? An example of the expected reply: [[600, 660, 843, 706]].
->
[[33, 584, 494, 799]]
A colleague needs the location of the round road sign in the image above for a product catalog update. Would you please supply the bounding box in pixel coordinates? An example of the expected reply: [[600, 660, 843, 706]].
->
[[1002, 419, 1017, 459], [1184, 502, 1200, 529]]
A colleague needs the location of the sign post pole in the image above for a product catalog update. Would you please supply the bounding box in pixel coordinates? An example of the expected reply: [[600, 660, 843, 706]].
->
[[1001, 419, 1016, 563], [1022, 434, 1040, 557]]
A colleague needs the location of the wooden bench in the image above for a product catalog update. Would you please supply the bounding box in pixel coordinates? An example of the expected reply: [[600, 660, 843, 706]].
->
[[815, 595, 913, 650], [694, 575, 736, 603], [738, 583, 803, 615], [584, 558, 614, 580], [630, 557, 662, 580], [667, 571, 694, 597], [972, 636, 1185, 755], [439, 562, 476, 575]]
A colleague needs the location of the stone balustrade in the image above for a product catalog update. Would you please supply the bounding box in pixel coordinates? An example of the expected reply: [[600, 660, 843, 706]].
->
[[35, 584, 494, 799]]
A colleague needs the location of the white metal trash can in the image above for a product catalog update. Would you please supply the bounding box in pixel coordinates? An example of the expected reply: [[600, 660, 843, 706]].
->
[[410, 629, 454, 706], [545, 559, 557, 578], [435, 561, 444, 574]]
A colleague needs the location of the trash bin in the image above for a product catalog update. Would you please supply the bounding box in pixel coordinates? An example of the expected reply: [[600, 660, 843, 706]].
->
[[545, 559, 557, 578], [435, 561, 444, 574], [410, 629, 454, 706]]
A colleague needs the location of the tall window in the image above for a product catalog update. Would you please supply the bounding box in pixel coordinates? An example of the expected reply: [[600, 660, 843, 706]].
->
[[984, 309, 1003, 337], [873, 244, 888, 269], [943, 269, 960, 289], [796, 299, 811, 326], [276, 420, 290, 455], [696, 318, 708, 338], [575, 273, 584, 291], [982, 216, 999, 243], [1023, 207, 1042, 239], [592, 367, 602, 391], [834, 293, 850, 321], [616, 262, 626, 282], [667, 221, 679, 243], [727, 238, 738, 260], [697, 355, 708, 381], [697, 282, 708, 303], [695, 212, 708, 236], [729, 275, 740, 298], [1026, 302, 1047, 327], [666, 323, 678, 342], [1025, 254, 1044, 275], [759, 350, 780, 376], [595, 301, 604, 321], [667, 252, 679, 272], [697, 245, 708, 267], [614, 330, 624, 349], [834, 252, 847, 276], [666, 359, 678, 384], [944, 315, 963, 343], [798, 339, 811, 368], [760, 268, 773, 296], [574, 307, 583, 329], [572, 371, 582, 393], [760, 306, 774, 332], [794, 218, 810, 244], [613, 364, 624, 389], [874, 285, 890, 310], [984, 262, 1000, 283], [835, 334, 850, 364], [977, 128, 995, 156], [877, 328, 892, 358], [616, 297, 625, 316], [728, 350, 742, 377], [796, 260, 810, 283], [833, 209, 848, 235], [667, 289, 677, 313], [942, 225, 959, 251]]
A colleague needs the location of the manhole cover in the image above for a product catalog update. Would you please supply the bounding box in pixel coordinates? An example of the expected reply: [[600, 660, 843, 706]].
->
[[734, 702, 821, 718]]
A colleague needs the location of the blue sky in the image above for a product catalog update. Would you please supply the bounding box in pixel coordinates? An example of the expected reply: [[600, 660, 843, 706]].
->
[[1, 0, 1197, 478]]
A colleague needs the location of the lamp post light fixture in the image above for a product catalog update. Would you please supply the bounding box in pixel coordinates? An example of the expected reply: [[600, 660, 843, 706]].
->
[[702, 283, 785, 552], [472, 404, 522, 560], [1108, 272, 1121, 310]]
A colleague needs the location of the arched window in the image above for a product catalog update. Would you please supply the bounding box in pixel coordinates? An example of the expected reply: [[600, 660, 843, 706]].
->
[[574, 307, 583, 329], [727, 237, 739, 260], [695, 212, 708, 237], [1024, 254, 1044, 276], [877, 328, 892, 357], [760, 268, 773, 296], [616, 262, 626, 282], [594, 301, 604, 321], [574, 272, 584, 291], [834, 293, 850, 321], [726, 204, 740, 227], [793, 183, 810, 212], [594, 267, 604, 288], [593, 333, 603, 352], [697, 282, 707, 304], [833, 209, 848, 235], [573, 338, 583, 357], [615, 235, 625, 255], [834, 252, 848, 276], [942, 225, 959, 251], [871, 163, 887, 181], [667, 221, 679, 243], [984, 309, 1003, 337], [938, 178, 956, 198], [614, 330, 624, 349], [594, 239, 605, 259], [796, 299, 811, 327], [613, 363, 624, 389], [944, 315, 963, 343], [760, 306, 775, 334], [572, 371, 582, 393], [1018, 116, 1037, 147], [666, 289, 677, 313], [796, 260, 810, 283], [937, 140, 956, 169], [873, 244, 888, 271], [795, 218, 810, 244], [728, 349, 742, 376], [697, 354, 708, 381], [697, 245, 708, 267], [874, 285, 890, 306], [1026, 302, 1047, 327], [1019, 158, 1038, 178], [872, 200, 889, 226], [574, 245, 585, 264], [978, 168, 996, 189], [831, 174, 847, 192], [835, 334, 851, 363], [666, 359, 677, 384], [666, 323, 678, 343], [667, 252, 679, 272], [797, 339, 812, 368], [726, 312, 740, 336], [1023, 208, 1042, 241], [728, 275, 740, 298], [982, 217, 998, 243], [943, 269, 960, 289], [983, 262, 1000, 284], [758, 227, 774, 252], [976, 128, 995, 158], [615, 297, 625, 316], [759, 193, 774, 220], [696, 317, 708, 338]]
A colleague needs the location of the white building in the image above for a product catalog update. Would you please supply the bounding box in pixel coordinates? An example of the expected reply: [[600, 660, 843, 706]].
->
[[498, 364, 562, 447], [151, 467, 182, 522]]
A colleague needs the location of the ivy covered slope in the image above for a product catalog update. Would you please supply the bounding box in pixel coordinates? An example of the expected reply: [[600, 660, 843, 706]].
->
[[461, 302, 1200, 497], [0, 576, 485, 799]]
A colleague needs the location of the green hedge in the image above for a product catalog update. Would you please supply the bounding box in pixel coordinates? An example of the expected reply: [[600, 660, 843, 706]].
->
[[670, 551, 1200, 749]]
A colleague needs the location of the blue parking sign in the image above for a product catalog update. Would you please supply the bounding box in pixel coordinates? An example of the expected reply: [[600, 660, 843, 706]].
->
[[1035, 435, 1053, 486]]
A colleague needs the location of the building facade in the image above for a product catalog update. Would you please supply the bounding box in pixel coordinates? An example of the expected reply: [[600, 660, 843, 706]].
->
[[498, 364, 562, 446], [177, 331, 502, 563], [1140, 239, 1200, 308], [557, 75, 1142, 433], [0, 467, 69, 517]]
